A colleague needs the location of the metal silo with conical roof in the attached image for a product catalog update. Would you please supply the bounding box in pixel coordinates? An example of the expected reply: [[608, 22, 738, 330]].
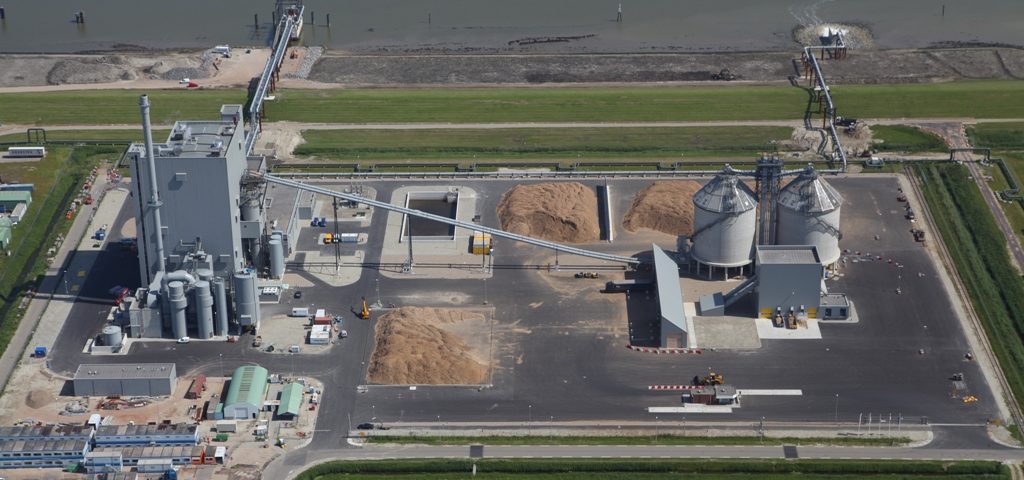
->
[[776, 165, 843, 266], [691, 167, 758, 272]]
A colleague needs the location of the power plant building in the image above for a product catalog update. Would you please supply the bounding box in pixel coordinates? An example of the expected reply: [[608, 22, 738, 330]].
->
[[755, 245, 823, 319], [127, 105, 249, 284]]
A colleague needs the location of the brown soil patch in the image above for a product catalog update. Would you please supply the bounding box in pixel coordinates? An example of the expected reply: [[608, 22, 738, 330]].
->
[[25, 390, 55, 409], [623, 181, 701, 236], [368, 307, 487, 385], [497, 182, 600, 243]]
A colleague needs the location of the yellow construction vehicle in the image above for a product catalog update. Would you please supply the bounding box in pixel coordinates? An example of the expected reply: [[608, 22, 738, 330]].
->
[[701, 372, 724, 386], [359, 297, 370, 319]]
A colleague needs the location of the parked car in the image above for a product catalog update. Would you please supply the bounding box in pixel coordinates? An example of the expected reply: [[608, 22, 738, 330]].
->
[[176, 337, 191, 344], [293, 290, 303, 299], [339, 330, 348, 339]]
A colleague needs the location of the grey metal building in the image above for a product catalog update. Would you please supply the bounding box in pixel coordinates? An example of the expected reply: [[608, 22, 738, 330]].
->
[[95, 423, 198, 447], [755, 245, 824, 318], [126, 106, 249, 285], [652, 244, 688, 348], [73, 363, 177, 397]]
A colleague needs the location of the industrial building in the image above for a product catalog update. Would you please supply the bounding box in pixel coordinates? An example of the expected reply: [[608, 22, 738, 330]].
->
[[94, 424, 198, 447], [92, 445, 203, 467], [0, 425, 94, 469], [652, 244, 688, 348], [223, 365, 269, 419], [73, 363, 177, 397], [121, 98, 282, 340], [776, 166, 843, 267], [0, 216, 12, 250], [755, 245, 824, 319], [277, 383, 303, 419], [0, 190, 31, 212]]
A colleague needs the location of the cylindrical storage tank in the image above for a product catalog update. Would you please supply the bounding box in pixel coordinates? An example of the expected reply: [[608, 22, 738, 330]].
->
[[212, 277, 229, 336], [194, 281, 215, 339], [197, 268, 214, 282], [268, 238, 285, 279], [691, 170, 758, 267], [168, 281, 188, 339], [101, 325, 122, 347], [232, 271, 260, 327], [776, 166, 843, 265], [240, 195, 261, 221]]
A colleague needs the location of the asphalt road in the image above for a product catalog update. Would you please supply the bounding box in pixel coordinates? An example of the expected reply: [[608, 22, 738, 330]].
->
[[41, 176, 1013, 478]]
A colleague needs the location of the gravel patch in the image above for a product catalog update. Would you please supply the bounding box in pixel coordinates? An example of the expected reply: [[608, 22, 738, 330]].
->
[[286, 46, 324, 79]]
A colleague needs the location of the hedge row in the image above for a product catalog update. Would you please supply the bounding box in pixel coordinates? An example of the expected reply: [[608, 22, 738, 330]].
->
[[297, 458, 1005, 479]]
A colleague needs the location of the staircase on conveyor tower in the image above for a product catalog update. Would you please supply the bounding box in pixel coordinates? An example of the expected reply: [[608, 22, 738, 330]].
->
[[755, 155, 785, 245]]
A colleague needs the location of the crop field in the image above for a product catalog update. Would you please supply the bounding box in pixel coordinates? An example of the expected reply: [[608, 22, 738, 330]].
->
[[968, 122, 1024, 150], [294, 126, 794, 161]]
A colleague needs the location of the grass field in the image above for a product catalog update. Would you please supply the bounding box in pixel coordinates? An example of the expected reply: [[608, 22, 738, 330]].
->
[[296, 458, 1007, 480], [0, 90, 245, 125], [0, 129, 169, 144], [869, 125, 948, 153], [2, 81, 1023, 126], [968, 122, 1024, 150], [0, 146, 122, 359], [914, 162, 1024, 414], [294, 126, 794, 161]]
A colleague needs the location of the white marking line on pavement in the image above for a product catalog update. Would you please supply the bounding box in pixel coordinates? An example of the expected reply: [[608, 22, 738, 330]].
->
[[648, 405, 734, 413], [737, 389, 803, 396]]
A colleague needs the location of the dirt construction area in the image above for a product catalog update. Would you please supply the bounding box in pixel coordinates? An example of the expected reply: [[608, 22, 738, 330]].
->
[[304, 47, 1024, 86], [0, 359, 217, 426], [368, 307, 492, 385], [622, 180, 701, 236], [0, 48, 270, 89], [497, 182, 600, 243]]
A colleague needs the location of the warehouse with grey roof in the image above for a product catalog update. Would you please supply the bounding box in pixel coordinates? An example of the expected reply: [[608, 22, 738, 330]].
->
[[73, 363, 177, 397]]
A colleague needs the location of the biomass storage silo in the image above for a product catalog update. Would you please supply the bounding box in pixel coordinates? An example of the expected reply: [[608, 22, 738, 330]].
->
[[690, 167, 758, 276], [776, 165, 843, 266]]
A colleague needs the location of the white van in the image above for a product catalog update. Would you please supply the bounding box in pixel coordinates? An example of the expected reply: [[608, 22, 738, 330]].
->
[[289, 345, 301, 354], [290, 307, 309, 317]]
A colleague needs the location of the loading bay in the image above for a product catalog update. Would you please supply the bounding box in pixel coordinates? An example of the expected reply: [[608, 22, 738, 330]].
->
[[45, 174, 1001, 453]]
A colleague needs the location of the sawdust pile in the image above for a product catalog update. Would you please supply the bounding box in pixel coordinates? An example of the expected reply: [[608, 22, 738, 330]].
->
[[26, 390, 55, 409], [497, 182, 600, 243], [368, 307, 487, 385], [622, 181, 701, 235]]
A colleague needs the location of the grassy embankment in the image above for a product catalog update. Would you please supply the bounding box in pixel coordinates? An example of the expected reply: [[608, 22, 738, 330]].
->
[[914, 162, 1024, 414], [0, 130, 170, 144], [966, 122, 1024, 244], [0, 146, 123, 358], [296, 458, 1007, 480], [0, 81, 1022, 126], [293, 126, 794, 163], [364, 435, 909, 447], [869, 125, 948, 153]]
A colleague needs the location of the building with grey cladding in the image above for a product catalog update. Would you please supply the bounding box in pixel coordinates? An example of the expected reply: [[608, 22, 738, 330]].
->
[[0, 425, 93, 442], [93, 445, 202, 467], [126, 105, 249, 285], [755, 245, 824, 318], [95, 423, 198, 447], [73, 363, 176, 397]]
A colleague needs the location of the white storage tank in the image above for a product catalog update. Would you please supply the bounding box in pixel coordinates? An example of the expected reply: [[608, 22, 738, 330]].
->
[[691, 167, 758, 268], [776, 165, 843, 266]]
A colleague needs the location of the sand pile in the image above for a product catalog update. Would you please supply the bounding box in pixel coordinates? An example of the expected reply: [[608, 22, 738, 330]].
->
[[368, 307, 487, 385], [622, 181, 701, 236], [26, 390, 55, 409], [497, 182, 600, 243]]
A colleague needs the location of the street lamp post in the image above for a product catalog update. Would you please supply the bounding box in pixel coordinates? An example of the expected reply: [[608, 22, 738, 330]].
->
[[62, 269, 69, 295], [834, 393, 840, 425]]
